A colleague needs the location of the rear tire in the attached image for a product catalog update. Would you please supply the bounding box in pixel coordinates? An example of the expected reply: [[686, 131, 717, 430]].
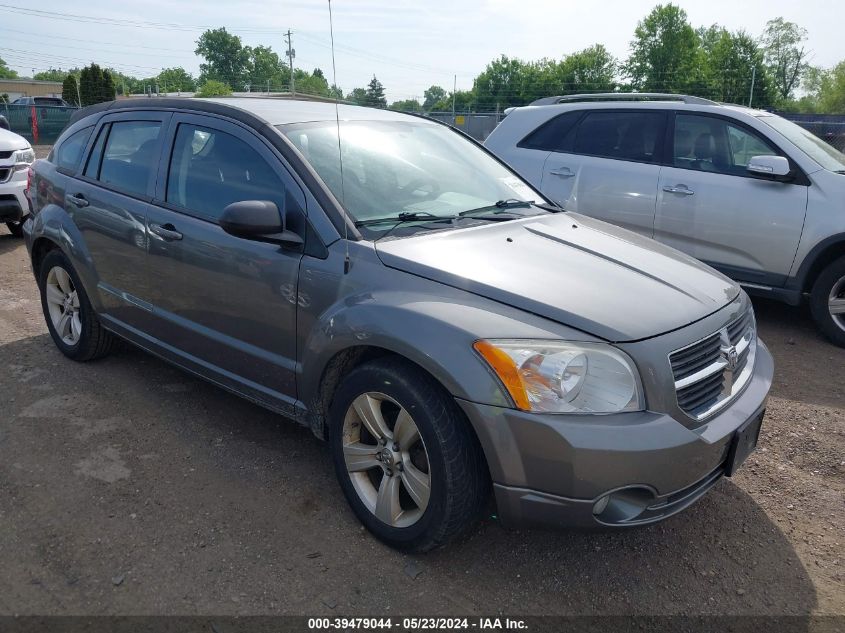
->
[[6, 221, 23, 237], [329, 357, 489, 552], [38, 249, 115, 361], [810, 255, 845, 347]]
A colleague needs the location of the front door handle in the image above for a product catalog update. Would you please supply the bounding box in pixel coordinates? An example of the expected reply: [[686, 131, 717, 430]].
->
[[67, 193, 89, 208], [549, 166, 574, 178], [663, 185, 694, 196], [149, 222, 183, 241]]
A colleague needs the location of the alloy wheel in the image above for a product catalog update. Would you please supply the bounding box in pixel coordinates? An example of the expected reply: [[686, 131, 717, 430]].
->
[[830, 275, 845, 333], [341, 392, 431, 528], [45, 266, 82, 346]]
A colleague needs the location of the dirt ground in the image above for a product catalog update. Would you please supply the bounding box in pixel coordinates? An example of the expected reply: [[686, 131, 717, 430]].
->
[[0, 202, 843, 617]]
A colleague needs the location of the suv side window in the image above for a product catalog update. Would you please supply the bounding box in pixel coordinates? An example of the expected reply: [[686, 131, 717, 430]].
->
[[54, 126, 93, 171], [573, 111, 665, 163], [518, 111, 582, 152], [87, 121, 162, 197], [166, 123, 286, 222], [674, 114, 778, 176]]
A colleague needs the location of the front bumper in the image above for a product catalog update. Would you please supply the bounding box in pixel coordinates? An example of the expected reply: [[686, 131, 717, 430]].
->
[[457, 339, 773, 529]]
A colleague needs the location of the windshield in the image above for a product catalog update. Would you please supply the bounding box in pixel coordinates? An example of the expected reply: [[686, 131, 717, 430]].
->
[[759, 115, 845, 172], [279, 120, 544, 233]]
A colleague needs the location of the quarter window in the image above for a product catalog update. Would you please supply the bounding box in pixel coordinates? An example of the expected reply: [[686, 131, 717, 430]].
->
[[90, 121, 162, 196], [518, 111, 582, 152], [673, 114, 779, 176], [166, 123, 285, 222], [573, 111, 664, 163], [54, 126, 93, 171]]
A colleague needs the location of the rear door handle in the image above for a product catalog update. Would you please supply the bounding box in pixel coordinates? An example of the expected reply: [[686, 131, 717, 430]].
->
[[149, 222, 183, 241], [662, 185, 694, 196], [549, 166, 574, 178], [67, 193, 89, 208]]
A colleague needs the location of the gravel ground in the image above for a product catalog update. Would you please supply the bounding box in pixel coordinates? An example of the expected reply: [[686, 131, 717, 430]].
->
[[0, 171, 843, 617]]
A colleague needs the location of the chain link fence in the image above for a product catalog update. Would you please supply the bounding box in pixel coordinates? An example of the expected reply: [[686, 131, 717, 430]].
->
[[1, 104, 79, 145]]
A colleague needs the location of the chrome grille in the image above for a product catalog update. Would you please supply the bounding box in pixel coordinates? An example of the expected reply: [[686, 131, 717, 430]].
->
[[670, 309, 756, 421]]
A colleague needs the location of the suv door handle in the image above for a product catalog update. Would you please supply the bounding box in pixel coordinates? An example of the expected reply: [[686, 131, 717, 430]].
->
[[663, 185, 694, 196], [149, 222, 183, 241], [549, 166, 574, 178], [67, 193, 89, 208]]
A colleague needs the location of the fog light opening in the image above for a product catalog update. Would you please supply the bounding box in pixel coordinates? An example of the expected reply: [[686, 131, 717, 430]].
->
[[593, 487, 654, 524]]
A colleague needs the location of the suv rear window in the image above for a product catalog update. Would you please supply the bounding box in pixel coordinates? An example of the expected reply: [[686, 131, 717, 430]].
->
[[518, 111, 582, 152], [573, 111, 665, 163]]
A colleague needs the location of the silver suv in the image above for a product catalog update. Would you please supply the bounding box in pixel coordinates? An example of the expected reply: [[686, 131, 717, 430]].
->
[[25, 98, 772, 551], [485, 94, 845, 346]]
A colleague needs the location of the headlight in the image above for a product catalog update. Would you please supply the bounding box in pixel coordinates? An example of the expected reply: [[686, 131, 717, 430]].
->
[[14, 147, 36, 169], [473, 339, 644, 414]]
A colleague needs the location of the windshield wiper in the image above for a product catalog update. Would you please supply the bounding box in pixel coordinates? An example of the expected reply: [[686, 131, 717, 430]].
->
[[354, 211, 457, 227], [458, 199, 535, 217]]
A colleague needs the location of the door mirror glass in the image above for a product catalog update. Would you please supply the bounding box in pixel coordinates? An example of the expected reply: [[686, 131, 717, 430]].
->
[[219, 200, 303, 247], [747, 155, 791, 178]]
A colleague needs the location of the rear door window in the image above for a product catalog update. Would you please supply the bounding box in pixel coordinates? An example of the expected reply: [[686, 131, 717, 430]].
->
[[87, 121, 162, 197], [573, 111, 665, 163], [165, 123, 286, 222]]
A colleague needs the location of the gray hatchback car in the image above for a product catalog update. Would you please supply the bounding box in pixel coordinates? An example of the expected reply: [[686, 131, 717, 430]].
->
[[25, 98, 773, 551]]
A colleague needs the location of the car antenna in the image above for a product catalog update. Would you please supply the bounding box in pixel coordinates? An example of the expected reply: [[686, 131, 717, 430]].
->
[[328, 0, 350, 274]]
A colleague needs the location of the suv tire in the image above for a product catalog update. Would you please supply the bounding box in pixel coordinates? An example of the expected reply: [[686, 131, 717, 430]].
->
[[6, 221, 23, 237], [329, 357, 489, 552], [38, 249, 115, 361], [810, 255, 845, 347]]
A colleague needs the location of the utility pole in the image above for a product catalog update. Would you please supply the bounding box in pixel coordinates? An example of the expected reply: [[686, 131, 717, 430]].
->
[[452, 74, 457, 124], [284, 29, 296, 96], [748, 66, 756, 108]]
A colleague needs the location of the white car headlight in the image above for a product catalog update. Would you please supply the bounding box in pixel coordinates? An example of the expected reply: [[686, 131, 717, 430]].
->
[[474, 339, 645, 414], [14, 147, 36, 169]]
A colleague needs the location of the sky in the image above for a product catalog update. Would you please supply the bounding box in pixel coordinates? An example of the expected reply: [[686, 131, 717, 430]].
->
[[1, 0, 843, 102]]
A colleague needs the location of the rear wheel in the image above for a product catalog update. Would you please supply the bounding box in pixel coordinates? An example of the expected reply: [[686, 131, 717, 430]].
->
[[6, 221, 23, 237], [810, 256, 845, 347], [38, 249, 115, 361], [329, 357, 489, 552]]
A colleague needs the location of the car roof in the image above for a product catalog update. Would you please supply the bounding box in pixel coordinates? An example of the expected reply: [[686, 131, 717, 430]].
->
[[68, 97, 423, 128], [516, 99, 772, 118]]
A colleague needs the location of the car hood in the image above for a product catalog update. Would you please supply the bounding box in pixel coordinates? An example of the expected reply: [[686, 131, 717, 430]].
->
[[0, 127, 30, 151], [374, 212, 739, 342]]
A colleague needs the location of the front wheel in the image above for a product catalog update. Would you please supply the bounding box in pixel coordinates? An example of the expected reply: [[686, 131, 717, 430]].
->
[[810, 256, 845, 347], [6, 220, 23, 237], [329, 357, 489, 552]]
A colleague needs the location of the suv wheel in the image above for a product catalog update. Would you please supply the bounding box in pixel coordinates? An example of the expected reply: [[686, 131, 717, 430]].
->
[[38, 250, 115, 361], [329, 357, 489, 552], [6, 221, 23, 237], [810, 255, 845, 347]]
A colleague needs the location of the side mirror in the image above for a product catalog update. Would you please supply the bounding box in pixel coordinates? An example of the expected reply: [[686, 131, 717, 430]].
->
[[747, 155, 791, 179], [219, 200, 303, 247]]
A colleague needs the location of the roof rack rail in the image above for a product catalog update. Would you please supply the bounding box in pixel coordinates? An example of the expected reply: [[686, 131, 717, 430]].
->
[[529, 93, 719, 106]]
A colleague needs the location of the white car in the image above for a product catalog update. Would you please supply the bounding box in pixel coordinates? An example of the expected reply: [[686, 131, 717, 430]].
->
[[485, 93, 845, 346], [0, 127, 35, 237]]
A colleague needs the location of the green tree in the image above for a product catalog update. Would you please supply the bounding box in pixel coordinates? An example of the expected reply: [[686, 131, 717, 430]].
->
[[346, 87, 368, 105], [559, 44, 617, 95], [195, 28, 251, 87], [473, 55, 528, 109], [423, 85, 447, 110], [157, 67, 195, 92], [62, 75, 79, 106], [196, 79, 233, 97], [33, 68, 69, 81], [0, 56, 18, 79], [365, 75, 387, 108], [816, 62, 845, 113], [297, 70, 330, 97], [248, 45, 287, 91], [390, 98, 422, 112], [698, 26, 774, 106], [625, 3, 701, 93], [79, 63, 110, 107], [761, 17, 808, 102]]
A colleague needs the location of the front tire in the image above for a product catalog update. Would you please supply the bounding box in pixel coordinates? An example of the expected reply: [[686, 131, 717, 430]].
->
[[6, 220, 23, 237], [810, 256, 845, 347], [38, 249, 115, 361], [329, 357, 489, 552]]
